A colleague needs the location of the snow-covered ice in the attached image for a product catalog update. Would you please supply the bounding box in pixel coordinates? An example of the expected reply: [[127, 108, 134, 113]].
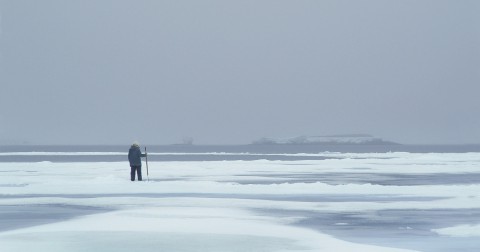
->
[[1, 151, 479, 251], [432, 224, 480, 237]]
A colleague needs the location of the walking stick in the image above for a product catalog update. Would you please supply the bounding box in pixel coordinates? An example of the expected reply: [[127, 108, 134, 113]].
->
[[145, 146, 149, 181]]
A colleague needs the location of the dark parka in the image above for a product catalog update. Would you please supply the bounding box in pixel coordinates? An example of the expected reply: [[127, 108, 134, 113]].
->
[[128, 144, 145, 166]]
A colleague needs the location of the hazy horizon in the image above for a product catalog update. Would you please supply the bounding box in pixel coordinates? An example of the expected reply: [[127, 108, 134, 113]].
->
[[1, 1, 479, 145]]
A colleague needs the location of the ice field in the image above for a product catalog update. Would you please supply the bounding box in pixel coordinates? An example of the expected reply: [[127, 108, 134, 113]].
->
[[0, 150, 479, 251]]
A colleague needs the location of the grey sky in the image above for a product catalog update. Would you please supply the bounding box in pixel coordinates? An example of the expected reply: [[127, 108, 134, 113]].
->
[[0, 0, 479, 145]]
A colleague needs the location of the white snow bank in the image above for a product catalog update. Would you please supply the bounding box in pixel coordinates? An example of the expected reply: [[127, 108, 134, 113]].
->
[[432, 224, 480, 237], [0, 207, 417, 252]]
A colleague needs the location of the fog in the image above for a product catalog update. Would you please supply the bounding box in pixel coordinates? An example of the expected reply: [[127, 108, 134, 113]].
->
[[0, 0, 479, 145]]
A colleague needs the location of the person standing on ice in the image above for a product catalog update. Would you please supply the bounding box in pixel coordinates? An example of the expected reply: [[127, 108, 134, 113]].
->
[[128, 142, 147, 181]]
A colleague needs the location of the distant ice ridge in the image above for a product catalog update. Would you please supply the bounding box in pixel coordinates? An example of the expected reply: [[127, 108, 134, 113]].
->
[[252, 134, 398, 145], [0, 152, 127, 156]]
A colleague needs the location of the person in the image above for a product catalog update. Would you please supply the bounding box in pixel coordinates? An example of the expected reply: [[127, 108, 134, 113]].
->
[[128, 142, 147, 181]]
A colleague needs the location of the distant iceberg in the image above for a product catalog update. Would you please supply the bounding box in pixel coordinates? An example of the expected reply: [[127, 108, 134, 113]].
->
[[252, 134, 399, 145]]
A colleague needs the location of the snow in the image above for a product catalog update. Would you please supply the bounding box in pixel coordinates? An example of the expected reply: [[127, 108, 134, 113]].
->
[[432, 224, 480, 237], [1, 151, 480, 251], [0, 207, 416, 252], [0, 207, 415, 252]]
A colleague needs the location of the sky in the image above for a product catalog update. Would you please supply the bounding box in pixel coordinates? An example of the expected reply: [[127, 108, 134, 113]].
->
[[0, 0, 479, 145]]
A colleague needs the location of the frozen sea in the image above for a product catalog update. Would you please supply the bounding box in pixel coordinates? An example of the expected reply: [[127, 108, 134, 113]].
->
[[0, 144, 479, 252]]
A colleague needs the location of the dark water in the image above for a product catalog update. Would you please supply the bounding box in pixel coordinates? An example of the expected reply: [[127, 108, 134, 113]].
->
[[1, 144, 480, 162], [0, 205, 108, 232]]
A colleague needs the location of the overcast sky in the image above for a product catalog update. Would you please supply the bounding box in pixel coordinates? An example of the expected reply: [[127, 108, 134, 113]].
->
[[0, 0, 479, 145]]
